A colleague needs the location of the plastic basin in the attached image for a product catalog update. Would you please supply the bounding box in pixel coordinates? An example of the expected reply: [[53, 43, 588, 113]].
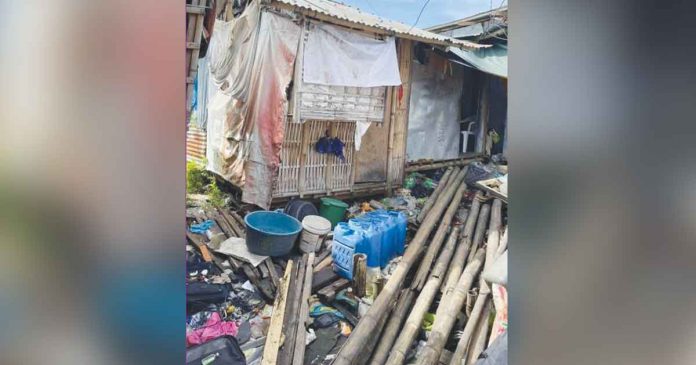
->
[[244, 211, 302, 256]]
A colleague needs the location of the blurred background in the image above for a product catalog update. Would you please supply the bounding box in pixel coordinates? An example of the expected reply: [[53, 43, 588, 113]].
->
[[0, 0, 694, 364]]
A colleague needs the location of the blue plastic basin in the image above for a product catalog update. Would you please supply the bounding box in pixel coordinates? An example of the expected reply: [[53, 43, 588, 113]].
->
[[244, 211, 302, 256]]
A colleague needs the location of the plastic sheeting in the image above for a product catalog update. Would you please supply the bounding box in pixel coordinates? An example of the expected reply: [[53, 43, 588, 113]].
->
[[303, 22, 401, 87], [241, 12, 302, 208], [206, 4, 302, 208], [448, 44, 507, 79], [406, 60, 465, 161]]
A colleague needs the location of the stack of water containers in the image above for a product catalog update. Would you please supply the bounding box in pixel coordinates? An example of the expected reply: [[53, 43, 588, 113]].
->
[[332, 210, 407, 279]]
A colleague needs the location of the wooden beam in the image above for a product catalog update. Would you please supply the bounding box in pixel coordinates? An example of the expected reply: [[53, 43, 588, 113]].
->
[[292, 252, 315, 365], [262, 260, 294, 365]]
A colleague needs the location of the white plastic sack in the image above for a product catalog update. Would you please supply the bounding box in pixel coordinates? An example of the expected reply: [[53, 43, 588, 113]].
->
[[303, 23, 401, 87]]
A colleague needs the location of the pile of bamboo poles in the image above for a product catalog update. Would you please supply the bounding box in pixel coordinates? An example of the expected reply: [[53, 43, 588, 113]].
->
[[333, 166, 508, 365]]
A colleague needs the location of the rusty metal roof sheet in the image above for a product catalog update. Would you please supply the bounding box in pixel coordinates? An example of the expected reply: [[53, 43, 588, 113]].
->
[[271, 0, 487, 49]]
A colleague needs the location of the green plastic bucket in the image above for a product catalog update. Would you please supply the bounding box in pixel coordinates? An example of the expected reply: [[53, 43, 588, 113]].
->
[[319, 197, 349, 229]]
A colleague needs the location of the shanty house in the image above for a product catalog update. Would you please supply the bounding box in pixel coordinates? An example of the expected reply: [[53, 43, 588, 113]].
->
[[203, 0, 488, 208]]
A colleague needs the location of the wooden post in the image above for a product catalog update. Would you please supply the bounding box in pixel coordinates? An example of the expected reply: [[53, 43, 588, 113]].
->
[[386, 227, 460, 365], [411, 180, 467, 290], [353, 254, 367, 298], [332, 168, 467, 365], [261, 260, 294, 365], [416, 167, 455, 223], [416, 249, 486, 365]]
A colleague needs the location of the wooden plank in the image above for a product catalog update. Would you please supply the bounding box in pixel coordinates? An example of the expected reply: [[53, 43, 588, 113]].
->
[[292, 252, 315, 365], [186, 5, 206, 14], [312, 266, 340, 292], [186, 232, 212, 262], [186, 42, 201, 49], [262, 260, 294, 365], [266, 258, 280, 288], [316, 278, 351, 301], [278, 255, 306, 365]]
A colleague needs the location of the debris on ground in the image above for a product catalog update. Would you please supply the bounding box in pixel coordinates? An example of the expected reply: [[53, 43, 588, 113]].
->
[[186, 159, 508, 365]]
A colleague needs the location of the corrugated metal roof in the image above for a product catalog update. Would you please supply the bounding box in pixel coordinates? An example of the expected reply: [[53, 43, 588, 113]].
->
[[271, 0, 487, 49]]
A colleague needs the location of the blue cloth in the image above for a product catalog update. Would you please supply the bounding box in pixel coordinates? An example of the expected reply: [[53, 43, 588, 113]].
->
[[315, 136, 346, 162], [189, 220, 214, 234]]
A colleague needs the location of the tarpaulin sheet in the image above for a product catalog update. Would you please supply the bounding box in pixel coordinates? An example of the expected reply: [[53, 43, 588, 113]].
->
[[205, 3, 260, 185], [303, 22, 401, 87], [406, 60, 465, 161], [206, 4, 301, 209], [241, 12, 301, 208], [448, 44, 507, 79]]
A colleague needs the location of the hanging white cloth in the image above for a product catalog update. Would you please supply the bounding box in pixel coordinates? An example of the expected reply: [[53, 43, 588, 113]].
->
[[354, 120, 371, 151], [303, 23, 401, 87]]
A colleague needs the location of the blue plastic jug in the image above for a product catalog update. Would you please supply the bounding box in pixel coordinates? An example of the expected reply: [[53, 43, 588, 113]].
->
[[364, 211, 396, 267], [390, 211, 407, 255], [348, 219, 381, 268], [332, 223, 362, 279]]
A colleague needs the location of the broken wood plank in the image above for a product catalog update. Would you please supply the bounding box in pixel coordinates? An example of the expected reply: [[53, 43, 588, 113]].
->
[[266, 258, 280, 289], [186, 232, 212, 262], [277, 257, 303, 365], [261, 260, 294, 365], [292, 252, 315, 365], [316, 278, 350, 302], [312, 266, 340, 293]]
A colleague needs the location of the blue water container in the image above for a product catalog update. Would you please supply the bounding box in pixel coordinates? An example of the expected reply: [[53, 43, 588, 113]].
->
[[348, 219, 381, 268], [332, 223, 362, 279], [390, 211, 407, 255], [364, 211, 395, 267]]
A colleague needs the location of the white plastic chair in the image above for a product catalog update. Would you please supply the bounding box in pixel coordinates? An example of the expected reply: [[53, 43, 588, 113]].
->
[[461, 122, 477, 153]]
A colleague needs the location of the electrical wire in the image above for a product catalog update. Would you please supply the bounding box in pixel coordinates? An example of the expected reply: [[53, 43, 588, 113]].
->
[[409, 0, 432, 31]]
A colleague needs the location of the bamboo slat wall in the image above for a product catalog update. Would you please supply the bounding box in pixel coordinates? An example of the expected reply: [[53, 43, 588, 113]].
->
[[387, 39, 413, 189], [274, 120, 356, 198]]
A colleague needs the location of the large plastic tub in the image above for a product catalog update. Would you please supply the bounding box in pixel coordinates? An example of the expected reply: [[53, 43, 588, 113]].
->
[[244, 211, 302, 256]]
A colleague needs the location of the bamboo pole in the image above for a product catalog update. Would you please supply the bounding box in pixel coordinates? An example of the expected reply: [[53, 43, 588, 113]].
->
[[466, 288, 478, 318], [369, 289, 417, 365], [386, 227, 460, 365], [484, 199, 503, 271], [448, 289, 490, 365], [415, 248, 486, 365], [442, 191, 483, 295], [496, 226, 508, 258], [464, 300, 492, 365], [416, 167, 455, 224], [411, 179, 467, 290], [261, 260, 294, 365], [466, 202, 490, 265], [292, 252, 315, 365], [333, 168, 468, 365], [451, 200, 500, 365]]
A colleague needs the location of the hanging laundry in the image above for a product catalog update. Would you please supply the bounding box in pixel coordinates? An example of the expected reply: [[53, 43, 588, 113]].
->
[[315, 135, 346, 162]]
